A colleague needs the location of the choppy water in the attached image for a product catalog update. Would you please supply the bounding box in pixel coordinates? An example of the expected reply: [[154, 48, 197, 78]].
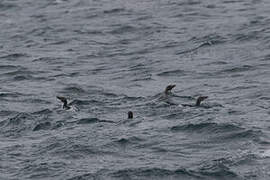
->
[[1, 0, 270, 179]]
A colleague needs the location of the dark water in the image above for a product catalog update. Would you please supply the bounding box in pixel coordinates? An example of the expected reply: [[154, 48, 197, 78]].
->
[[1, 0, 270, 179]]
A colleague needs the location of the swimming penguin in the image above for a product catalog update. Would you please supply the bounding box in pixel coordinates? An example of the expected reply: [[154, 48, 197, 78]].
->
[[181, 96, 208, 107], [57, 96, 78, 111], [57, 96, 70, 109], [157, 84, 177, 105], [164, 84, 176, 95], [128, 111, 133, 119]]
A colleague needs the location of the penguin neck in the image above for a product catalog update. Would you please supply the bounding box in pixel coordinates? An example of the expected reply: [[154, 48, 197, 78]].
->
[[195, 99, 201, 106], [164, 90, 171, 95], [63, 102, 70, 109]]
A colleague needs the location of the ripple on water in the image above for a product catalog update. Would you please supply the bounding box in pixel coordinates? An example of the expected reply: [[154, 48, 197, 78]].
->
[[0, 113, 34, 137], [171, 122, 243, 133], [33, 122, 51, 131], [0, 53, 29, 60], [157, 69, 188, 77], [76, 117, 100, 124]]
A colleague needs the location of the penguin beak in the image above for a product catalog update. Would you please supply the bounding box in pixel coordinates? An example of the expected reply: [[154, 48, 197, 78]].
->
[[171, 84, 176, 89], [167, 84, 176, 90]]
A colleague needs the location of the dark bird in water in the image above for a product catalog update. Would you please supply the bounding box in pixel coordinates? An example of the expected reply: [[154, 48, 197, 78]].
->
[[182, 96, 208, 107], [164, 84, 176, 95], [57, 96, 71, 110], [128, 111, 133, 119], [158, 84, 177, 105]]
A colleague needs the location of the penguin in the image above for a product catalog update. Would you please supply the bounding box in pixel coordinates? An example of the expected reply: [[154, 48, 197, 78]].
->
[[181, 96, 208, 107], [56, 96, 78, 111]]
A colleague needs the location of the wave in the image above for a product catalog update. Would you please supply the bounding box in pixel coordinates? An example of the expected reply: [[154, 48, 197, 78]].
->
[[76, 117, 100, 124], [171, 122, 263, 143], [61, 86, 86, 94], [103, 8, 125, 14], [233, 32, 261, 42], [0, 53, 29, 60], [111, 95, 146, 104], [110, 166, 241, 180], [0, 113, 34, 137], [109, 25, 137, 35], [0, 110, 17, 118], [171, 122, 243, 133], [157, 69, 188, 77], [52, 143, 114, 158], [0, 2, 18, 11], [70, 99, 103, 106], [1, 69, 48, 82], [190, 34, 227, 45], [32, 57, 66, 63], [31, 108, 53, 115], [4, 113, 33, 126], [215, 129, 263, 141], [131, 75, 153, 82], [176, 34, 227, 55], [2, 69, 33, 76], [66, 168, 199, 180], [220, 65, 254, 73], [114, 136, 143, 146], [0, 92, 22, 98], [111, 167, 196, 179], [0, 65, 18, 71], [198, 162, 240, 180], [66, 173, 95, 180], [33, 122, 51, 131]]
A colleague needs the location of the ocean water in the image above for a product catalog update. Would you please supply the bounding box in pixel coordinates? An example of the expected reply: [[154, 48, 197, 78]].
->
[[1, 0, 270, 179]]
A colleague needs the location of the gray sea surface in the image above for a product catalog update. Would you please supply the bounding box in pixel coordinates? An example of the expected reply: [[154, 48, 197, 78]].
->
[[1, 0, 270, 179]]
